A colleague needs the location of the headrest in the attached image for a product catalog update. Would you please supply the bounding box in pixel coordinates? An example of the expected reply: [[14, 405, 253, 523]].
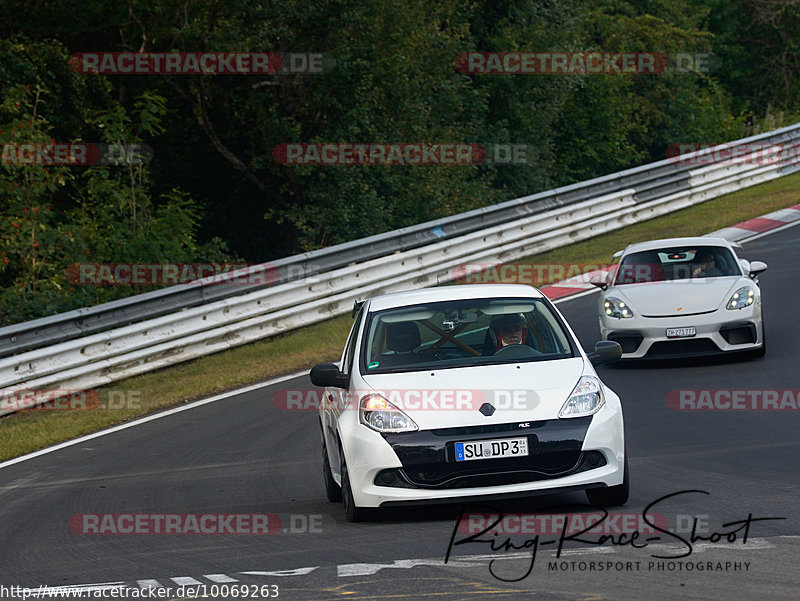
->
[[385, 322, 421, 353]]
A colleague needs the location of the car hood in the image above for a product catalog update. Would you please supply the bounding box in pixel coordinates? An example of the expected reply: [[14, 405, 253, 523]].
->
[[610, 278, 742, 316], [359, 357, 586, 428]]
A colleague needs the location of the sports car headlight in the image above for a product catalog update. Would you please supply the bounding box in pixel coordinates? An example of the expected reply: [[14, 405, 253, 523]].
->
[[359, 394, 418, 433], [726, 286, 755, 310], [559, 376, 605, 418], [603, 297, 634, 319]]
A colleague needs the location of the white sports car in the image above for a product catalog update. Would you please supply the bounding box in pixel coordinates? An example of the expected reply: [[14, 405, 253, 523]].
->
[[310, 284, 626, 521], [594, 237, 767, 359]]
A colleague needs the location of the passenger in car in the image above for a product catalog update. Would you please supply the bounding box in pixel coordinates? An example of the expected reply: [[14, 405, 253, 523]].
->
[[692, 251, 723, 277], [482, 313, 532, 355]]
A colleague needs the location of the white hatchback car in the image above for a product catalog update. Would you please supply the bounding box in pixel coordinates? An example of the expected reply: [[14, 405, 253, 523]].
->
[[594, 237, 767, 359], [310, 284, 626, 521]]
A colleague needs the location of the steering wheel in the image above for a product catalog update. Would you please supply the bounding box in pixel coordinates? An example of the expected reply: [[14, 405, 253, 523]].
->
[[492, 344, 542, 359]]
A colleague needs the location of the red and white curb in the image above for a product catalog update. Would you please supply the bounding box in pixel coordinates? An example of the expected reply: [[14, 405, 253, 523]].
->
[[540, 203, 800, 301], [706, 203, 800, 242]]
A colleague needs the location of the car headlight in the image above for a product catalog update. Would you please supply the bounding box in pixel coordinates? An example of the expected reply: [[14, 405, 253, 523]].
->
[[559, 376, 605, 418], [726, 286, 755, 310], [603, 297, 634, 319], [359, 394, 418, 433]]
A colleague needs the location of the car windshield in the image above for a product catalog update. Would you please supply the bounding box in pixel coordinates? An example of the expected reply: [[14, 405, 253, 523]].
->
[[614, 245, 741, 284], [361, 297, 575, 374]]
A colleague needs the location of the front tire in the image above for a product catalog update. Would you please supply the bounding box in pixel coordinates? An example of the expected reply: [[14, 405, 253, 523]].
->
[[322, 441, 341, 502], [586, 453, 629, 507], [341, 459, 370, 522]]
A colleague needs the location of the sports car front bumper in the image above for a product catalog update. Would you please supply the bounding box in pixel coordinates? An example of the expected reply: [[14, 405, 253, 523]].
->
[[338, 401, 625, 508], [599, 304, 763, 359]]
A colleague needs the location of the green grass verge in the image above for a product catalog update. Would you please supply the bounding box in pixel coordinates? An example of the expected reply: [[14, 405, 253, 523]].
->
[[1, 172, 798, 462], [509, 173, 800, 279]]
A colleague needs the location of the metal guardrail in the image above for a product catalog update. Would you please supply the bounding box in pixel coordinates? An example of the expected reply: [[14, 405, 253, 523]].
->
[[3, 121, 798, 359], [1, 123, 799, 413]]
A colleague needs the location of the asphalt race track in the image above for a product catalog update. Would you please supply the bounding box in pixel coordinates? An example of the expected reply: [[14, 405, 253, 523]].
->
[[1, 225, 798, 601]]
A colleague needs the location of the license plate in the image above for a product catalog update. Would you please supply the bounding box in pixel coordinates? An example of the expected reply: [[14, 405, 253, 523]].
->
[[666, 327, 696, 338], [455, 437, 528, 462]]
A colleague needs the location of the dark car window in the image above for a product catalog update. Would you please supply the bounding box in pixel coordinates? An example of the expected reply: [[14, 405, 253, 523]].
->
[[360, 297, 575, 374], [614, 245, 740, 284]]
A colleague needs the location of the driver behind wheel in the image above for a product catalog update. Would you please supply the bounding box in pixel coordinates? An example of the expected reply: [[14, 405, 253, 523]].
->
[[485, 313, 528, 354]]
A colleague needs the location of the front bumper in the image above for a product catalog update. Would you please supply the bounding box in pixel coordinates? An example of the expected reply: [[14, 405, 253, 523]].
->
[[338, 402, 624, 508], [378, 417, 604, 489], [599, 304, 763, 359]]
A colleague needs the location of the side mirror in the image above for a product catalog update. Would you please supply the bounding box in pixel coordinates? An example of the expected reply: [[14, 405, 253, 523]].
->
[[749, 260, 767, 277], [310, 363, 348, 388], [738, 258, 750, 274], [587, 340, 622, 365], [589, 272, 610, 290]]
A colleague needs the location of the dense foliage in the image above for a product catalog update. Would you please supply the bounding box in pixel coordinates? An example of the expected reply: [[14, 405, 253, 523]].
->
[[1, 0, 798, 324]]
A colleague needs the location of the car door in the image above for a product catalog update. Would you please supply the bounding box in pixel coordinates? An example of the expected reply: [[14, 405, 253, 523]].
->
[[323, 305, 366, 473]]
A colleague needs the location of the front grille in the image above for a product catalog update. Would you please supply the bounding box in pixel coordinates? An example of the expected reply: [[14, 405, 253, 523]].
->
[[720, 323, 757, 345], [608, 332, 644, 353], [380, 417, 595, 490], [646, 338, 720, 357], [374, 451, 607, 489], [641, 310, 716, 318]]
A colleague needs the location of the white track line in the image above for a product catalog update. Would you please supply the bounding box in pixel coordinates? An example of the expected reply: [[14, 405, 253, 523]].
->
[[552, 287, 601, 304], [170, 577, 203, 586], [0, 371, 307, 470], [204, 574, 238, 583]]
